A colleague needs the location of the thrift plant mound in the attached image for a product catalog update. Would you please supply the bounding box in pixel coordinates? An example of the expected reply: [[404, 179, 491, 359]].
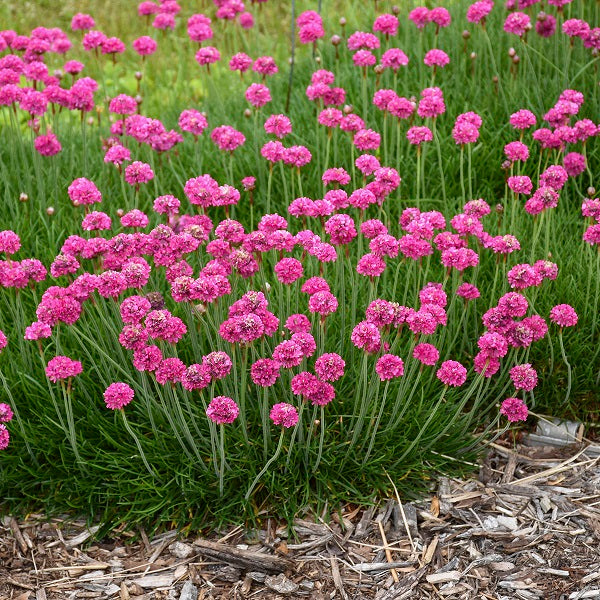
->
[[0, 0, 598, 527]]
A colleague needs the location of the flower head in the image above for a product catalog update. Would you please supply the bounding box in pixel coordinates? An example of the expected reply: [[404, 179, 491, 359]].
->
[[206, 396, 239, 424], [104, 382, 134, 410]]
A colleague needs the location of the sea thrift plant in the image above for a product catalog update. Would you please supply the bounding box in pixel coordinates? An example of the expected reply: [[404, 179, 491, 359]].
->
[[0, 0, 595, 529]]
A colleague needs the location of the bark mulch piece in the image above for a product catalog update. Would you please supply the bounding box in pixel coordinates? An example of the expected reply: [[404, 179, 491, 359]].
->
[[2, 442, 599, 600]]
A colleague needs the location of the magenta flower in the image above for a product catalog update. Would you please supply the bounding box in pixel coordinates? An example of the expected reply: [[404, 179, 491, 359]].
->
[[510, 364, 538, 392], [270, 403, 299, 428], [181, 364, 211, 391], [0, 403, 13, 422], [0, 230, 21, 255], [206, 396, 239, 424], [245, 83, 271, 108], [0, 425, 9, 450], [251, 358, 281, 387], [424, 49, 449, 68], [376, 354, 404, 380], [124, 161, 154, 186], [274, 258, 304, 285], [413, 343, 440, 366], [314, 353, 345, 382], [195, 46, 220, 67], [132, 35, 157, 56], [504, 12, 531, 37], [45, 356, 83, 382], [500, 397, 528, 422], [68, 177, 101, 206], [549, 304, 578, 328], [103, 382, 134, 410], [436, 360, 467, 387]]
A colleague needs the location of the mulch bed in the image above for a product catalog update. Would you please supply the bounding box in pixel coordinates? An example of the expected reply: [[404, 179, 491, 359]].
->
[[2, 441, 599, 600]]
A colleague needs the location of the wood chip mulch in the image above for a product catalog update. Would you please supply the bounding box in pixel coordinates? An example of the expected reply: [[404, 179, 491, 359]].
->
[[2, 441, 599, 600]]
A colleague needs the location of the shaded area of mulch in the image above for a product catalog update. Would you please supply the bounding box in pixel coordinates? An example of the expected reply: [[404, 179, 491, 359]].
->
[[2, 442, 599, 600]]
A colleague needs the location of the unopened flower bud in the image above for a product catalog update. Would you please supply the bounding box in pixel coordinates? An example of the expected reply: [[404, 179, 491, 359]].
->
[[495, 203, 504, 214], [374, 64, 384, 75], [46, 206, 55, 215], [339, 17, 346, 26], [19, 192, 28, 202], [470, 52, 477, 60], [391, 5, 400, 15], [244, 108, 252, 118], [135, 71, 143, 80], [462, 30, 471, 39], [508, 47, 516, 57], [331, 34, 341, 46], [512, 55, 520, 65], [116, 208, 124, 217], [587, 187, 596, 197], [343, 104, 353, 114]]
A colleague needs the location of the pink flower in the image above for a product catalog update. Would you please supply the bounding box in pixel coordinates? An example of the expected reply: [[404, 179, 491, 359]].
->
[[229, 52, 252, 73], [181, 364, 211, 391], [133, 345, 162, 372], [155, 357, 186, 385], [0, 403, 13, 422], [285, 314, 311, 334], [504, 141, 529, 162], [510, 109, 536, 130], [424, 49, 449, 68], [251, 358, 281, 387], [0, 230, 20, 255], [71, 12, 95, 30], [376, 354, 404, 380], [206, 396, 239, 424], [452, 120, 479, 145], [408, 7, 430, 29], [507, 175, 533, 195], [253, 56, 278, 76], [125, 161, 154, 186], [500, 397, 528, 422], [179, 109, 208, 137], [353, 128, 381, 151], [510, 364, 538, 391], [211, 125, 246, 152], [0, 425, 10, 450], [413, 343, 440, 366], [202, 351, 232, 381], [34, 133, 62, 157], [407, 126, 433, 145], [504, 12, 531, 37], [314, 353, 345, 381], [24, 322, 52, 340], [272, 340, 304, 368], [245, 83, 271, 108], [351, 321, 381, 353], [357, 253, 386, 277], [373, 14, 399, 36], [507, 264, 543, 289], [274, 258, 304, 284], [436, 360, 467, 387], [195, 46, 220, 66], [563, 152, 586, 177], [549, 304, 578, 327], [348, 31, 380, 50], [264, 114, 292, 138], [467, 1, 493, 25], [270, 403, 299, 428], [103, 382, 134, 410], [381, 48, 409, 71], [45, 355, 83, 382], [132, 35, 157, 56], [104, 143, 131, 165], [429, 7, 451, 28], [68, 177, 101, 206]]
